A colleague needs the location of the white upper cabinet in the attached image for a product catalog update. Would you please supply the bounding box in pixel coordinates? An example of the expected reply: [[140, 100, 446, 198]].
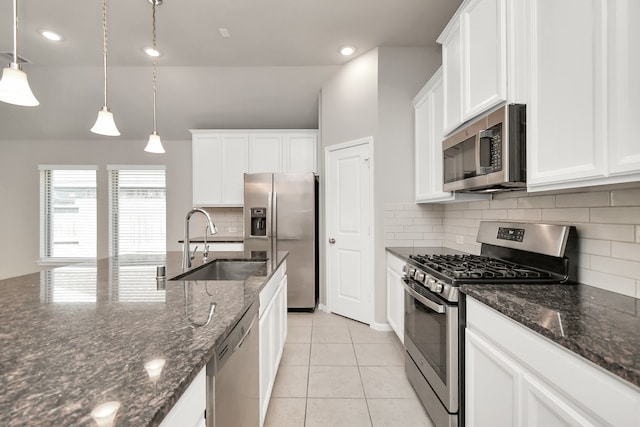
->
[[526, 0, 640, 191], [248, 132, 318, 174], [249, 134, 284, 173], [441, 18, 463, 135], [284, 134, 318, 173], [414, 68, 489, 203], [607, 0, 640, 176], [439, 0, 508, 136], [192, 132, 248, 207], [461, 0, 507, 119], [192, 130, 318, 207]]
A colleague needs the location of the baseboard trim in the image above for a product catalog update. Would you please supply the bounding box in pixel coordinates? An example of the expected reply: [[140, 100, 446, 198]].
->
[[370, 321, 392, 332]]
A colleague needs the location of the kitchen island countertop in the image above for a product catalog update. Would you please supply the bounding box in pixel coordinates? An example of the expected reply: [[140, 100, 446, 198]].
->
[[0, 248, 287, 426]]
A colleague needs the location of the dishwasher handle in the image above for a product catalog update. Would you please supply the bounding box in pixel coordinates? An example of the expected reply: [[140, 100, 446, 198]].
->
[[233, 322, 253, 352]]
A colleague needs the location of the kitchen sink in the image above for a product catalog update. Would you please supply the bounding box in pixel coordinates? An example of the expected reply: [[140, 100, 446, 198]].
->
[[170, 259, 267, 281]]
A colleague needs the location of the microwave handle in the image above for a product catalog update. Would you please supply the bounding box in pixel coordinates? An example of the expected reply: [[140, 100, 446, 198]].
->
[[477, 129, 493, 172]]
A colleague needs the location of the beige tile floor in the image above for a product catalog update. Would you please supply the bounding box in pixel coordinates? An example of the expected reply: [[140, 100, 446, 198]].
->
[[264, 311, 435, 427]]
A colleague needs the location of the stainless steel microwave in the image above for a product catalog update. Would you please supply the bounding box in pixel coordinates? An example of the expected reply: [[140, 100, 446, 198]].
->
[[443, 104, 526, 193]]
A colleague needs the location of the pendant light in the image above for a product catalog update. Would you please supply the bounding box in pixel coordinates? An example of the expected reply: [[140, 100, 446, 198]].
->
[[144, 0, 165, 154], [0, 0, 39, 106], [90, 0, 120, 136]]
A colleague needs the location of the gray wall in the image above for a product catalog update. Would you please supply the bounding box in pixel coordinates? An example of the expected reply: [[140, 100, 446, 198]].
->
[[0, 65, 337, 141], [0, 138, 192, 279], [319, 46, 441, 324]]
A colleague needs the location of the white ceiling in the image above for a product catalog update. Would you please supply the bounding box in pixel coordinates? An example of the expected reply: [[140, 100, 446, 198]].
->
[[0, 0, 461, 140]]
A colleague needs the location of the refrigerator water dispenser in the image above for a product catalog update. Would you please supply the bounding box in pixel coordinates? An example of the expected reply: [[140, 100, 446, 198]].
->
[[250, 208, 267, 236]]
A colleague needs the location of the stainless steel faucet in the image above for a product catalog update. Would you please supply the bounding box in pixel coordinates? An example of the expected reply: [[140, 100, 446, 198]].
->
[[183, 208, 218, 269]]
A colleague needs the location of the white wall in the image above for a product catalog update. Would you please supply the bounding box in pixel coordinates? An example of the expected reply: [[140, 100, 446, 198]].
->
[[320, 46, 441, 324], [0, 138, 192, 279]]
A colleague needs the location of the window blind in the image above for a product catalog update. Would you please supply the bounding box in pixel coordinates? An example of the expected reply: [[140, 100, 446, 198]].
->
[[110, 168, 166, 255], [41, 168, 97, 259]]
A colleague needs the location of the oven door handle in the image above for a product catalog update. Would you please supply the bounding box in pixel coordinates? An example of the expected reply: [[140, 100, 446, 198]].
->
[[402, 279, 446, 314]]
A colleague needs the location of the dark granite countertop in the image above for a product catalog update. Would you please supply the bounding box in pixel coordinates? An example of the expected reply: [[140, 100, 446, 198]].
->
[[461, 284, 640, 389], [0, 247, 287, 426]]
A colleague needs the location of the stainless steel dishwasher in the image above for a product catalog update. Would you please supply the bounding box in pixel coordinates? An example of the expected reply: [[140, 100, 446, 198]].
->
[[206, 300, 259, 427]]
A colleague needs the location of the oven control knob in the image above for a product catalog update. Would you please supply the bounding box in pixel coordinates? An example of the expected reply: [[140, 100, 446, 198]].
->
[[415, 272, 425, 282], [425, 278, 435, 288], [408, 267, 416, 277], [432, 282, 444, 293]]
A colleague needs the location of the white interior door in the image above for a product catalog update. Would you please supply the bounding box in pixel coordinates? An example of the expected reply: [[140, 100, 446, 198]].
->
[[325, 139, 372, 324]]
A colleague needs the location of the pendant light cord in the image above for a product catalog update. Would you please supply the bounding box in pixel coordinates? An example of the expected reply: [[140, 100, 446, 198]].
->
[[102, 0, 109, 106], [12, 0, 18, 64], [152, 0, 158, 134]]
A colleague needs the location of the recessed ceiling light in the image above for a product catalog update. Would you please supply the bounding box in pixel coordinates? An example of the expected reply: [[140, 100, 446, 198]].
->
[[144, 47, 161, 57], [40, 30, 63, 42], [340, 46, 356, 56], [218, 28, 231, 38]]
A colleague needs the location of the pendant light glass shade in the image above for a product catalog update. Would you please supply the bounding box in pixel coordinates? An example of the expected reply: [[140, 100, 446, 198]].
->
[[0, 0, 39, 107], [144, 132, 165, 153], [0, 64, 39, 106], [91, 106, 120, 136], [91, 0, 119, 136]]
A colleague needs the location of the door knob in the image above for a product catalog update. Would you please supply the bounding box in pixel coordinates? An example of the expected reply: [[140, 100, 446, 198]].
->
[[329, 238, 336, 244]]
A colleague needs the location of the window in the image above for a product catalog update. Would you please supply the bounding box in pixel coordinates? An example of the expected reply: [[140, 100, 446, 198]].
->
[[109, 166, 166, 256], [40, 166, 97, 261]]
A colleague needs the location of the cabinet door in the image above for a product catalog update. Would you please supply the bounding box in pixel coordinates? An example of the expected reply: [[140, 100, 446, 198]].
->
[[526, 0, 607, 189], [159, 368, 206, 427], [259, 300, 274, 425], [220, 135, 249, 204], [415, 73, 450, 202], [608, 0, 640, 176], [285, 135, 317, 173], [192, 134, 248, 206], [442, 18, 463, 136], [385, 253, 404, 343], [465, 329, 520, 427], [522, 375, 597, 427], [461, 0, 507, 120], [193, 135, 223, 206], [249, 135, 283, 173]]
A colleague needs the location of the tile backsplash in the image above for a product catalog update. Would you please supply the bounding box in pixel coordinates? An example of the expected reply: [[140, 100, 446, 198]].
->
[[385, 185, 640, 299], [201, 207, 244, 237]]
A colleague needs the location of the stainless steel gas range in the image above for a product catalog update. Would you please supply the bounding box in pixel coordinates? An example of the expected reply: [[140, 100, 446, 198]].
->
[[402, 221, 575, 427]]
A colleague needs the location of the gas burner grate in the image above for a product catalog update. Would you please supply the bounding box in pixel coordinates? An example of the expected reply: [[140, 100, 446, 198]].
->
[[409, 254, 554, 281]]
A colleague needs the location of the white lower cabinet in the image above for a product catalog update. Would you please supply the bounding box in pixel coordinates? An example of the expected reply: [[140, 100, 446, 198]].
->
[[385, 252, 404, 343], [159, 367, 206, 427], [465, 298, 640, 427], [258, 261, 287, 426]]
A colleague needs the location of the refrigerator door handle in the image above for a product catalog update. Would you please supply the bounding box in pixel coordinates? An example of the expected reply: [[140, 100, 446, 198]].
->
[[272, 192, 278, 239], [267, 191, 273, 238]]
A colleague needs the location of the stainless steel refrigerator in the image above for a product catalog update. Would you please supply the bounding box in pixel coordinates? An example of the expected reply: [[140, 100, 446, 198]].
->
[[244, 172, 318, 310]]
